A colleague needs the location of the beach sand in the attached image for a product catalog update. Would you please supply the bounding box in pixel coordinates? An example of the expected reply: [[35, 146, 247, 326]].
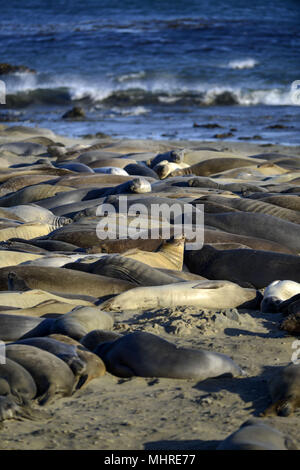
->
[[0, 126, 299, 450]]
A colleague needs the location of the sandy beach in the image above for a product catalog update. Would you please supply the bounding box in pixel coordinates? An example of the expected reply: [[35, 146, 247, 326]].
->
[[0, 123, 299, 451]]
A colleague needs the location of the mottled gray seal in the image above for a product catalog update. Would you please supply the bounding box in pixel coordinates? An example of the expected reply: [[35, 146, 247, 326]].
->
[[262, 364, 300, 417], [5, 344, 76, 405], [217, 418, 297, 450], [94, 331, 244, 380]]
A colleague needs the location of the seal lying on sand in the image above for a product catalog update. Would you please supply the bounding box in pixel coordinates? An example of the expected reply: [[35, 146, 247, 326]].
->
[[5, 344, 76, 405], [0, 265, 135, 299], [94, 330, 244, 380], [217, 418, 297, 450], [262, 364, 300, 417], [100, 280, 260, 312], [0, 356, 39, 422], [64, 254, 184, 286], [261, 280, 300, 313], [48, 334, 106, 388], [184, 245, 300, 288]]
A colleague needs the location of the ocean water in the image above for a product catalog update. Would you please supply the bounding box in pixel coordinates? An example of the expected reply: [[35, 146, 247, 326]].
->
[[0, 0, 299, 144]]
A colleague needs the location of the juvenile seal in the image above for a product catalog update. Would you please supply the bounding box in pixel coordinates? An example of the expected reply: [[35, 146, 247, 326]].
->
[[261, 280, 300, 313], [5, 344, 76, 405], [94, 331, 244, 380], [217, 418, 297, 450], [262, 364, 300, 417]]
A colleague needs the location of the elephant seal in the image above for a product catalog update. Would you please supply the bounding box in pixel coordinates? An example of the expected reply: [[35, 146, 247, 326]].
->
[[252, 195, 300, 212], [48, 334, 106, 388], [80, 330, 123, 352], [94, 331, 244, 380], [184, 245, 300, 289], [3, 204, 72, 226], [13, 337, 87, 380], [100, 280, 259, 312], [148, 149, 185, 169], [0, 357, 41, 422], [203, 228, 294, 255], [0, 314, 44, 341], [124, 163, 159, 179], [278, 294, 300, 316], [123, 237, 185, 271], [168, 157, 255, 177], [0, 183, 72, 207], [0, 265, 135, 299], [153, 160, 189, 179], [262, 364, 300, 417], [204, 212, 300, 253], [54, 161, 94, 173], [261, 281, 300, 313], [21, 306, 114, 341], [199, 195, 300, 224], [280, 311, 300, 336], [217, 418, 297, 450], [5, 344, 76, 405], [64, 254, 184, 286]]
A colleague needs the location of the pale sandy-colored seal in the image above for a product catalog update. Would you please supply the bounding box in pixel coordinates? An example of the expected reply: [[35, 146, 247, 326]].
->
[[217, 418, 297, 450], [5, 344, 76, 405], [262, 364, 300, 417], [93, 330, 244, 380], [100, 280, 259, 312], [122, 237, 185, 271]]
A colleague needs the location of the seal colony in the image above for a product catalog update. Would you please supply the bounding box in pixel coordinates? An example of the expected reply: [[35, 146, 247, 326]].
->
[[0, 124, 299, 449]]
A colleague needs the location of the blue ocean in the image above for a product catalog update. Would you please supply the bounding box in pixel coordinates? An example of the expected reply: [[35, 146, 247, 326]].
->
[[1, 0, 299, 144]]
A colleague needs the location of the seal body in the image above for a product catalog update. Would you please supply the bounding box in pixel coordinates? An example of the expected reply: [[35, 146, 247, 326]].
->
[[261, 280, 300, 313], [263, 364, 300, 417], [5, 344, 76, 405], [95, 331, 243, 380]]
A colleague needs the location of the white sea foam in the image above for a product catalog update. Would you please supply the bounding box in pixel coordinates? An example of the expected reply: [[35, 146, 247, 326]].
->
[[227, 58, 259, 69]]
